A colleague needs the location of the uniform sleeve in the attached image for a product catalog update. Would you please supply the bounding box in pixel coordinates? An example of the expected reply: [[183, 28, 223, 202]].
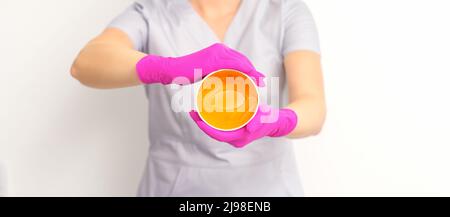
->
[[107, 2, 149, 52], [282, 0, 320, 55]]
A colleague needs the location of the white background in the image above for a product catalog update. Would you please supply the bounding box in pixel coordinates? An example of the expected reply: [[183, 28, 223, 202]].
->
[[0, 0, 449, 196]]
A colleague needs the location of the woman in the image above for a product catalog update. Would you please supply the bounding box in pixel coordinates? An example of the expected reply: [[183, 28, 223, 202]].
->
[[71, 0, 326, 197]]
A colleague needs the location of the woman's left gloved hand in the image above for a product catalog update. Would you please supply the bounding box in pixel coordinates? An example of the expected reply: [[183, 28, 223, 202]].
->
[[189, 105, 298, 148]]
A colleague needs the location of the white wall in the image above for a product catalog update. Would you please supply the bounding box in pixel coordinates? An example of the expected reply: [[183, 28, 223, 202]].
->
[[1, 0, 449, 196], [0, 0, 149, 196], [297, 0, 450, 196]]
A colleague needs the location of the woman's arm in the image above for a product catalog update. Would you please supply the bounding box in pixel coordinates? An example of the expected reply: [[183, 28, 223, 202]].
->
[[285, 51, 326, 138], [70, 28, 146, 89], [71, 28, 265, 88]]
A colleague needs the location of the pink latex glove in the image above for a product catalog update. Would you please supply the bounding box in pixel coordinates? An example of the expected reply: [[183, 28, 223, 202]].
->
[[189, 105, 298, 148], [136, 43, 265, 86]]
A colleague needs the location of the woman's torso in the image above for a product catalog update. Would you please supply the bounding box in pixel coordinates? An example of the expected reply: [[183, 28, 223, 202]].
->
[[136, 0, 302, 196]]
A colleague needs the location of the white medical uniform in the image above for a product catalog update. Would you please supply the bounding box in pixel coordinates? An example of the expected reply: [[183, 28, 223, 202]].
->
[[108, 0, 320, 197]]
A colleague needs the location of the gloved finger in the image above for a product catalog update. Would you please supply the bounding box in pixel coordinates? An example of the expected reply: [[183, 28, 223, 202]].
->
[[227, 48, 255, 67], [232, 64, 265, 87], [189, 110, 202, 122], [189, 111, 227, 141], [196, 121, 234, 142], [197, 121, 246, 142], [216, 58, 265, 85], [246, 105, 271, 133], [248, 70, 266, 87], [246, 116, 263, 133], [190, 109, 251, 144], [229, 139, 251, 148], [254, 70, 266, 78], [189, 110, 238, 141], [189, 113, 226, 141]]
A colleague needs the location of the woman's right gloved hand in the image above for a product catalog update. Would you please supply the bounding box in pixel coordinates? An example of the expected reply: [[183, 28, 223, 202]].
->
[[135, 43, 265, 86]]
